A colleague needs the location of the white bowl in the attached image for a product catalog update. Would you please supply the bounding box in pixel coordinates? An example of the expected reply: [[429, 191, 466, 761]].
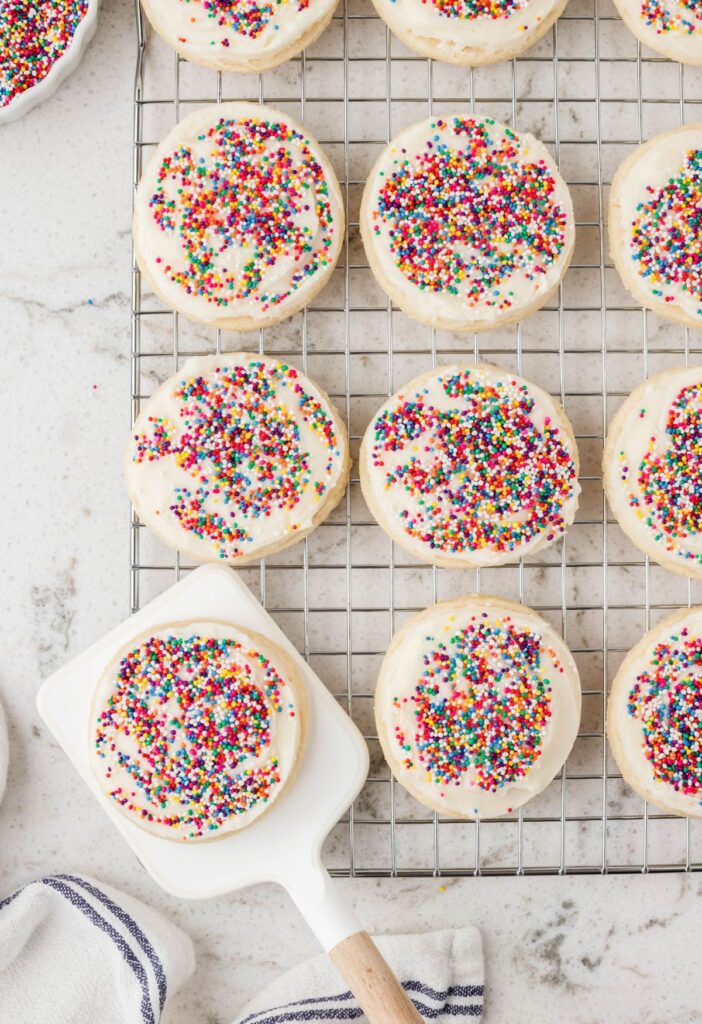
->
[[0, 0, 100, 125]]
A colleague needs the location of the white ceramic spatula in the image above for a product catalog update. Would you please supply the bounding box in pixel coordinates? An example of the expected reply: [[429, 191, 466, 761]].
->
[[37, 563, 422, 1024]]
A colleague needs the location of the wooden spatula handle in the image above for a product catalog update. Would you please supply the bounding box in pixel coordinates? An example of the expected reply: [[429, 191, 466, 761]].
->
[[330, 930, 424, 1023]]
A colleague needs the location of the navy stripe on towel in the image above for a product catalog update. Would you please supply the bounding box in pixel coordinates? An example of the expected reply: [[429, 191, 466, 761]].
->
[[56, 873, 167, 1011], [245, 1003, 482, 1024], [405, 982, 485, 1001], [241, 990, 355, 1024], [240, 980, 484, 1024], [241, 981, 484, 1024], [242, 1011, 363, 1023], [0, 886, 24, 912], [41, 877, 155, 1024]]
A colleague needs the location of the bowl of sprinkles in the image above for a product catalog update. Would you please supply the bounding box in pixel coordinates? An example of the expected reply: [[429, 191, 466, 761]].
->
[[608, 605, 702, 819], [360, 114, 575, 333], [91, 620, 306, 842], [609, 123, 702, 329], [0, 0, 99, 124], [603, 366, 702, 579], [375, 595, 582, 820]]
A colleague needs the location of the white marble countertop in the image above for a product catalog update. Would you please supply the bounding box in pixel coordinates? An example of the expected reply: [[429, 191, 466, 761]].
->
[[1, 0, 701, 1020]]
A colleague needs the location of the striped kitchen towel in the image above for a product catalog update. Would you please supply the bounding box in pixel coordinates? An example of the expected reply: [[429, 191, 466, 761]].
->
[[234, 927, 484, 1023], [0, 874, 194, 1024]]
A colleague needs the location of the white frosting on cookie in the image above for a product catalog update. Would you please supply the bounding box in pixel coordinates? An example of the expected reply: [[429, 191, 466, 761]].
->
[[612, 0, 702, 65], [376, 597, 581, 819], [141, 0, 338, 71], [91, 621, 305, 841], [372, 0, 566, 62], [125, 353, 349, 564], [608, 607, 702, 818], [610, 125, 702, 325], [603, 366, 702, 577], [360, 363, 580, 567], [361, 115, 574, 330], [134, 103, 344, 328]]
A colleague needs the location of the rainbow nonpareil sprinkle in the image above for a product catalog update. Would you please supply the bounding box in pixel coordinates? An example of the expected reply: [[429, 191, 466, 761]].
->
[[630, 147, 702, 318], [198, 0, 310, 39], [427, 0, 528, 18], [628, 629, 702, 799], [370, 370, 577, 557], [619, 383, 702, 566], [394, 619, 556, 792], [640, 0, 701, 34], [133, 359, 340, 559], [372, 117, 568, 311], [149, 116, 336, 312], [0, 0, 88, 109]]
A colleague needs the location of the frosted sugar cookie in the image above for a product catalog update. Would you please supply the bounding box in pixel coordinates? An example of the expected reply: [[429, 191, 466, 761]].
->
[[360, 114, 575, 332], [609, 124, 702, 328], [603, 366, 702, 578], [92, 621, 305, 841], [376, 596, 581, 818], [370, 0, 570, 66], [126, 353, 350, 564], [133, 103, 344, 331], [140, 0, 339, 73], [608, 606, 702, 818], [611, 0, 702, 65], [360, 363, 580, 568]]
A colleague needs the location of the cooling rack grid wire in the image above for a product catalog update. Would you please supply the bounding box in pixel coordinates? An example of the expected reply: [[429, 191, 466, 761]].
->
[[130, 0, 702, 877]]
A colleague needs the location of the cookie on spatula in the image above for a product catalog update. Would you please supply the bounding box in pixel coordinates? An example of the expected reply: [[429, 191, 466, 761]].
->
[[609, 124, 702, 328], [91, 620, 305, 841], [603, 366, 702, 578], [375, 596, 581, 819]]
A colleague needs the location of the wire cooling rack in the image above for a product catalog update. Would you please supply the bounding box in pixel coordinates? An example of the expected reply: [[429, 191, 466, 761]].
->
[[130, 0, 702, 877]]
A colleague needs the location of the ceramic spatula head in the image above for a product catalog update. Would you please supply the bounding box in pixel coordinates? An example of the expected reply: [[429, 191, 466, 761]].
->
[[37, 564, 423, 1024]]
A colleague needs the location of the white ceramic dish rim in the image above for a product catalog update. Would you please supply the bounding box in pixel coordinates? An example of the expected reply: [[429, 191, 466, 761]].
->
[[36, 564, 369, 938], [0, 0, 100, 125]]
